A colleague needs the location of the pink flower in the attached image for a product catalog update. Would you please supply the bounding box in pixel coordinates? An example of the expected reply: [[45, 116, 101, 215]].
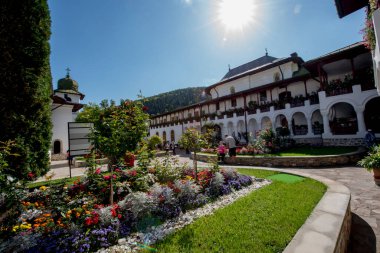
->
[[103, 175, 110, 180], [95, 168, 101, 174]]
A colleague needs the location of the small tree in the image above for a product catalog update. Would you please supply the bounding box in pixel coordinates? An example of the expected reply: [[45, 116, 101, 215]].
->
[[179, 128, 207, 181], [147, 135, 162, 151], [90, 100, 149, 204]]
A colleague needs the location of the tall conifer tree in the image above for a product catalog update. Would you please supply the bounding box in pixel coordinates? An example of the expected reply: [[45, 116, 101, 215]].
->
[[0, 0, 52, 180]]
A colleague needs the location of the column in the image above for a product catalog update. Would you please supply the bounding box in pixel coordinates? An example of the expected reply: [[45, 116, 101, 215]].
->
[[355, 106, 366, 136], [320, 110, 332, 137], [306, 116, 313, 136]]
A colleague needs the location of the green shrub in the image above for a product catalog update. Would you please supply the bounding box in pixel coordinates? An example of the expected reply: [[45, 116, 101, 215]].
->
[[0, 0, 53, 179]]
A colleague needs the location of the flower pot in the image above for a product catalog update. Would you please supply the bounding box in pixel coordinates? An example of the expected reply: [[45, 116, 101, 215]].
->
[[374, 169, 380, 186]]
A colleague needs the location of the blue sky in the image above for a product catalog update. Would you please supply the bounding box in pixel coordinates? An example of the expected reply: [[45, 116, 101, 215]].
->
[[48, 0, 366, 104]]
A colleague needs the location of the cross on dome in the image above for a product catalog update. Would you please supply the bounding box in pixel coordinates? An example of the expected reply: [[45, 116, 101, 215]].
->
[[65, 67, 71, 78]]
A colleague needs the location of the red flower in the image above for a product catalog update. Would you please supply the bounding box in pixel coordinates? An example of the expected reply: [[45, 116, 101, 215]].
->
[[142, 106, 149, 111], [27, 172, 34, 178], [118, 214, 122, 219], [127, 170, 137, 177], [85, 217, 92, 226], [95, 168, 101, 174], [103, 175, 110, 180]]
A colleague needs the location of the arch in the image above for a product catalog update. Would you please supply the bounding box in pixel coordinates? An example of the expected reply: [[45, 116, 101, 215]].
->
[[248, 118, 258, 139], [237, 120, 245, 133], [328, 102, 358, 135], [227, 122, 234, 135], [364, 97, 380, 133], [274, 114, 289, 136], [274, 114, 288, 128], [236, 120, 246, 143], [170, 130, 175, 142], [292, 112, 308, 135], [261, 116, 272, 130], [156, 132, 159, 136], [162, 131, 167, 142], [53, 140, 62, 154], [311, 110, 324, 135]]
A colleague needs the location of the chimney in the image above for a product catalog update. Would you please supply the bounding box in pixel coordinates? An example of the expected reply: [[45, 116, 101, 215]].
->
[[290, 52, 298, 58]]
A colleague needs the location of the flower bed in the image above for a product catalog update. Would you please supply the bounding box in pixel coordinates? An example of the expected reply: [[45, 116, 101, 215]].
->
[[0, 158, 256, 253]]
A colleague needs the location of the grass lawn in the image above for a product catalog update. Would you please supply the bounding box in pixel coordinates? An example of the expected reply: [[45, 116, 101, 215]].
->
[[27, 176, 80, 189], [149, 169, 326, 253], [200, 146, 357, 157], [273, 146, 357, 156]]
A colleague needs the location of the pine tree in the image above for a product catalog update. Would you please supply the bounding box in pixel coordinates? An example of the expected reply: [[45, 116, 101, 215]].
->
[[0, 0, 53, 180]]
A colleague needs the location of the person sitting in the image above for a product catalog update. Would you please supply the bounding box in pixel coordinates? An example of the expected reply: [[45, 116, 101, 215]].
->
[[365, 129, 376, 148], [217, 141, 226, 163]]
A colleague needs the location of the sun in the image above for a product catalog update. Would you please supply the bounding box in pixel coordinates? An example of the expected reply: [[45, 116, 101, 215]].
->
[[218, 0, 256, 31]]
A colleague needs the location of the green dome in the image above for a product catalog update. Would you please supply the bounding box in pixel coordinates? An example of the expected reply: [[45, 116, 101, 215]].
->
[[57, 74, 79, 92]]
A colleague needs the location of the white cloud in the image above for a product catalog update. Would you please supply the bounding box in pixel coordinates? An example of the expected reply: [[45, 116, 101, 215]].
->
[[293, 4, 302, 15]]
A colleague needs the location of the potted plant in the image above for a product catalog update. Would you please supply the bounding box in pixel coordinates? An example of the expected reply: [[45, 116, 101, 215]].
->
[[358, 145, 380, 186]]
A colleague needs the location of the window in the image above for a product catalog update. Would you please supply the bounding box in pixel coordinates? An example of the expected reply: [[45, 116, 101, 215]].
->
[[260, 91, 267, 102], [216, 103, 220, 110], [231, 98, 237, 107], [230, 86, 236, 94], [273, 72, 281, 82], [279, 91, 291, 101], [53, 140, 61, 154]]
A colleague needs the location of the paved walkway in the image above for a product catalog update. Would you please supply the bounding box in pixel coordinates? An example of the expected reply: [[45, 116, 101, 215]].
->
[[45, 153, 379, 253]]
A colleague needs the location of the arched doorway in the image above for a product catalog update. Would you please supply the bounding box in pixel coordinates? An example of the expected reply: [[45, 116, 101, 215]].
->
[[162, 131, 167, 142], [328, 102, 358, 135], [53, 140, 61, 154], [274, 114, 289, 136], [248, 118, 258, 139], [292, 112, 308, 135], [364, 97, 380, 133], [261, 116, 272, 130], [170, 130, 175, 142], [227, 122, 234, 135], [311, 110, 324, 135], [237, 120, 246, 143]]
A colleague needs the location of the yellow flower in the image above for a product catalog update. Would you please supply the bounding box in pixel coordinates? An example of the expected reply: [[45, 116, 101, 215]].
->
[[39, 186, 47, 191]]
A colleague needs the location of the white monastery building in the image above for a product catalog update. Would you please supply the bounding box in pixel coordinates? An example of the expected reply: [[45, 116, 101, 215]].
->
[[51, 70, 84, 160], [149, 42, 380, 146]]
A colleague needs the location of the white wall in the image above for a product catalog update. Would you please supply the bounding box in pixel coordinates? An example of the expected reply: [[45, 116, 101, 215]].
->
[[52, 104, 74, 154]]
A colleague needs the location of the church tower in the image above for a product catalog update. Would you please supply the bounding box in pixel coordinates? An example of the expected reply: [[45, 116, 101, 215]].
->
[[51, 69, 85, 160]]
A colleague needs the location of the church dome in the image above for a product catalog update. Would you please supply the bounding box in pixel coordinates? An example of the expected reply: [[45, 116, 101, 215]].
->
[[57, 73, 79, 92]]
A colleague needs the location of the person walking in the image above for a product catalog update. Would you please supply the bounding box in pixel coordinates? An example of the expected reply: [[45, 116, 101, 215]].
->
[[225, 134, 237, 163], [171, 141, 176, 155]]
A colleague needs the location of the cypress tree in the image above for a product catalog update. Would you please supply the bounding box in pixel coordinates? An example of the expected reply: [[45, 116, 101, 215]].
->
[[0, 0, 53, 180]]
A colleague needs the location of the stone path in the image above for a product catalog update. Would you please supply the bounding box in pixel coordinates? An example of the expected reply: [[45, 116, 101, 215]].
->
[[45, 152, 379, 253]]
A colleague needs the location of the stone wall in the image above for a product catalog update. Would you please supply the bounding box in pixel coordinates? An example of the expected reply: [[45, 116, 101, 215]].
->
[[323, 138, 365, 147], [194, 148, 365, 168]]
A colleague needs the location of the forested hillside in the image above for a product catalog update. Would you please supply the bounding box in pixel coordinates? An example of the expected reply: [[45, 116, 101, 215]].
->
[[143, 87, 209, 115]]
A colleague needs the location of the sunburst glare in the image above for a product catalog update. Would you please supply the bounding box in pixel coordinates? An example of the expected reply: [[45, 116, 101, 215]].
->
[[218, 0, 256, 31]]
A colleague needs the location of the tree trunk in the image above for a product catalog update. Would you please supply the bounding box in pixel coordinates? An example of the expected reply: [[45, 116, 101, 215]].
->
[[194, 152, 198, 182]]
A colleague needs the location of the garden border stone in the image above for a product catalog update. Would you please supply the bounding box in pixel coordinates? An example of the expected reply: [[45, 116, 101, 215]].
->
[[193, 147, 365, 167]]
